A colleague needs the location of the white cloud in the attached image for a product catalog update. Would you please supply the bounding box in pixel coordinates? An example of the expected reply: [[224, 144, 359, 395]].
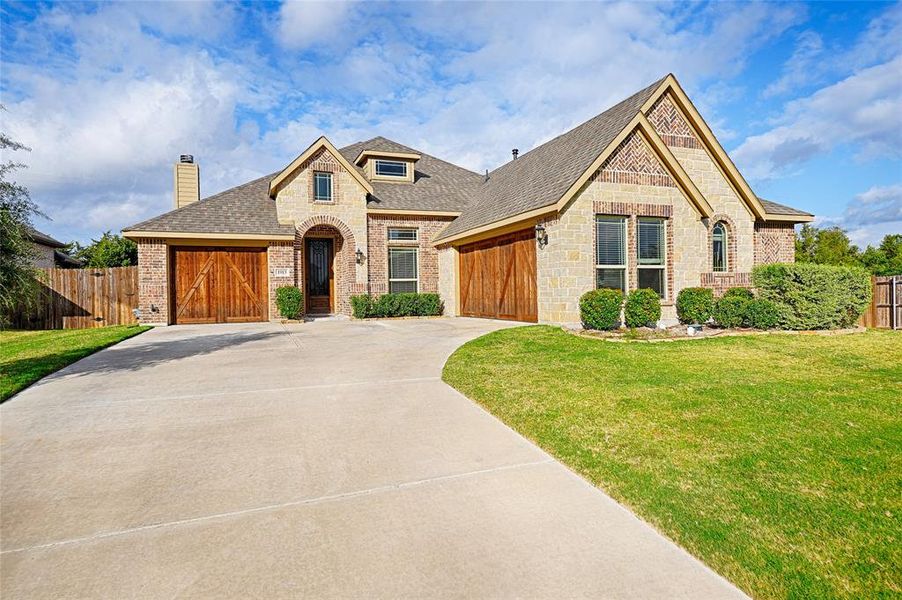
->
[[733, 56, 902, 180], [816, 184, 902, 246], [763, 30, 824, 98], [276, 1, 352, 50]]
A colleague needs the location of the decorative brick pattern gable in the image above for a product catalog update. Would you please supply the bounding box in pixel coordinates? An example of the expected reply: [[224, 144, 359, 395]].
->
[[593, 131, 675, 187], [646, 93, 702, 149], [366, 214, 455, 296], [136, 239, 168, 325], [754, 222, 796, 265]]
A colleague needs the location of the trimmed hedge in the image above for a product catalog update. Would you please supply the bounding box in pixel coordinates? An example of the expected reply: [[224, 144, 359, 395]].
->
[[723, 287, 754, 300], [676, 287, 714, 324], [350, 293, 443, 318], [752, 263, 871, 330], [275, 286, 303, 319], [712, 296, 749, 328], [745, 298, 779, 329], [624, 288, 661, 328], [580, 289, 623, 330]]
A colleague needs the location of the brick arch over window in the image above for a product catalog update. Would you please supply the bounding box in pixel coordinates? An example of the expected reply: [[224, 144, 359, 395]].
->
[[295, 215, 359, 315], [707, 214, 737, 273]]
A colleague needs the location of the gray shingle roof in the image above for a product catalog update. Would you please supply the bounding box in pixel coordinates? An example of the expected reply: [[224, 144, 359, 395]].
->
[[123, 174, 295, 237], [339, 137, 484, 213], [434, 77, 667, 240], [124, 76, 813, 240], [758, 197, 813, 217], [26, 226, 66, 248]]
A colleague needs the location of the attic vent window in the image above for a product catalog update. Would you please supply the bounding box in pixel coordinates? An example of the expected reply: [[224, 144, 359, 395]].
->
[[374, 159, 408, 178]]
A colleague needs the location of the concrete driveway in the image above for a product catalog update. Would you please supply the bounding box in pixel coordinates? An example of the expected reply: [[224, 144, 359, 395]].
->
[[1, 318, 744, 598]]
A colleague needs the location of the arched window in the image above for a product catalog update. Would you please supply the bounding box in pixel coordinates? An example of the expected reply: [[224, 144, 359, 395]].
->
[[712, 221, 728, 272]]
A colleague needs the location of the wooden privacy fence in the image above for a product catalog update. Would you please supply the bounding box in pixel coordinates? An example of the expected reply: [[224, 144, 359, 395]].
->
[[860, 275, 901, 330], [8, 267, 139, 330]]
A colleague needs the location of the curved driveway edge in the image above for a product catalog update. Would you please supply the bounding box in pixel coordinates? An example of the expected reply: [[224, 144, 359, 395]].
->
[[1, 318, 746, 598]]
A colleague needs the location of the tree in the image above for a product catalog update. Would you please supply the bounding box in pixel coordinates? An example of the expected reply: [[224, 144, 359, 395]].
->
[[68, 232, 137, 267], [0, 124, 42, 316], [795, 224, 861, 266], [860, 234, 902, 276]]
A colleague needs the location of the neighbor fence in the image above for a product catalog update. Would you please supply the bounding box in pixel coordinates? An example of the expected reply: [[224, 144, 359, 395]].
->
[[6, 267, 139, 330], [859, 275, 901, 330]]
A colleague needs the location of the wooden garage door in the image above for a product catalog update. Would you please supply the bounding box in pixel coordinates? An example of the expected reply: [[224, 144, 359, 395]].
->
[[171, 247, 268, 324], [459, 229, 538, 322]]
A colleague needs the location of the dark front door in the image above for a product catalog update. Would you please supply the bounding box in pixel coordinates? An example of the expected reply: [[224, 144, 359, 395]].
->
[[306, 238, 334, 314]]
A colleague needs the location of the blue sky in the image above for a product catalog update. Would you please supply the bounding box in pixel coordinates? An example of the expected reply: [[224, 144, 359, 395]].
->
[[1, 1, 900, 246]]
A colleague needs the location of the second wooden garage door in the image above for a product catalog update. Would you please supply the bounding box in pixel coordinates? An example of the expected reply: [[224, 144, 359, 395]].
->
[[459, 229, 538, 322], [171, 247, 268, 324]]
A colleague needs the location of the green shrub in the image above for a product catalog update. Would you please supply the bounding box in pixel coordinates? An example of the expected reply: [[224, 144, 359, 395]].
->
[[745, 299, 779, 329], [351, 294, 374, 318], [275, 286, 303, 319], [712, 296, 749, 328], [624, 289, 661, 328], [723, 287, 754, 300], [352, 293, 443, 318], [676, 287, 714, 324], [752, 263, 871, 330], [415, 293, 443, 316], [579, 289, 623, 330]]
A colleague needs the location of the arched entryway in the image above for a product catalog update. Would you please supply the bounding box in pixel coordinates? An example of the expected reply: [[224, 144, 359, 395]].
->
[[296, 216, 357, 316]]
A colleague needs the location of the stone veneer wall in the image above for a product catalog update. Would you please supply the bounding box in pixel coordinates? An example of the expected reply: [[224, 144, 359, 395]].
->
[[366, 214, 455, 296], [437, 244, 457, 316], [136, 239, 168, 325]]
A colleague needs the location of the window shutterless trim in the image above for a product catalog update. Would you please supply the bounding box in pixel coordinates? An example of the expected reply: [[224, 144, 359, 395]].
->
[[637, 217, 667, 298], [595, 215, 627, 292], [374, 160, 408, 178], [388, 247, 419, 293], [712, 221, 728, 272], [313, 171, 333, 202], [387, 227, 418, 242]]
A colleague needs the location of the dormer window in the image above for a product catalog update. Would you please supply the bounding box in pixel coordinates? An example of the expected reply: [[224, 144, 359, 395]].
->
[[374, 160, 408, 178]]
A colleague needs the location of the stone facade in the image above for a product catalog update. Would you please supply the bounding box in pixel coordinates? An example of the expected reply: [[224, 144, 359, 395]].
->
[[136, 239, 168, 325], [366, 214, 455, 296], [437, 244, 457, 316]]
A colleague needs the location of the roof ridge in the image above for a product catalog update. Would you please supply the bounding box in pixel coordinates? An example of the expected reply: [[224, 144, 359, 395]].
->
[[487, 75, 667, 178]]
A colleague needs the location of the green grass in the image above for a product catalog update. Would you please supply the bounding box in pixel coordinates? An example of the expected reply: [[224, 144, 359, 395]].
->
[[1, 326, 150, 402], [443, 327, 902, 599]]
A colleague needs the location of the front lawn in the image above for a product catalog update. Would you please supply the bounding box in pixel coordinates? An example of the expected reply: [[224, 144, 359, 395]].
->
[[444, 327, 901, 599], [0, 326, 150, 402]]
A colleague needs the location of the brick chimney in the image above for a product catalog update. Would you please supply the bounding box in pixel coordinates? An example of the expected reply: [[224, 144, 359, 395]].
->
[[173, 154, 199, 209]]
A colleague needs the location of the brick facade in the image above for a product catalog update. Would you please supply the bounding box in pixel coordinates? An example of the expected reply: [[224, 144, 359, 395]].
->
[[754, 222, 796, 265], [366, 214, 455, 296], [646, 93, 702, 149], [594, 131, 675, 187], [267, 241, 295, 319], [699, 272, 753, 297], [136, 239, 168, 325]]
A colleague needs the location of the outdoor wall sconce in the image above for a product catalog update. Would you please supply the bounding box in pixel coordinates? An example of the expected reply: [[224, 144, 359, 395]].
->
[[535, 223, 548, 248], [355, 248, 366, 264]]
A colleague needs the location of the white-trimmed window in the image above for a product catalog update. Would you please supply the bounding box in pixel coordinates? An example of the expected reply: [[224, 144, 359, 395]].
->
[[389, 247, 418, 293], [374, 160, 408, 178], [595, 216, 627, 292], [637, 217, 666, 297], [712, 221, 728, 272], [387, 228, 418, 242], [313, 171, 332, 202]]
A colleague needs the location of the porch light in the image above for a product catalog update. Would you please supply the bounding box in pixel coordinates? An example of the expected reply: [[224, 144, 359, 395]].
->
[[355, 248, 366, 264], [535, 223, 548, 248]]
